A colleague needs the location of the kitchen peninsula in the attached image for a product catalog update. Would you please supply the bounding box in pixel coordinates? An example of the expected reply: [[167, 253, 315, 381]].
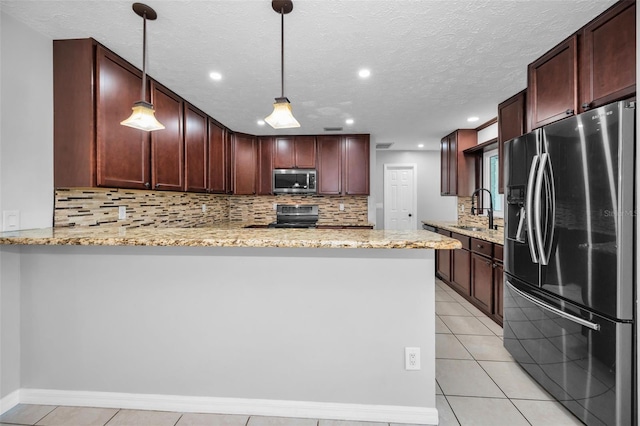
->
[[0, 226, 459, 424]]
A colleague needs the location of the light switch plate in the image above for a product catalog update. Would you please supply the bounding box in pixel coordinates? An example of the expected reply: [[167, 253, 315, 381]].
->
[[2, 210, 20, 231]]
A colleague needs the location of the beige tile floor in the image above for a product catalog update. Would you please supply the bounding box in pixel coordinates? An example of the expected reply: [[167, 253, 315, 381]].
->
[[0, 279, 584, 426]]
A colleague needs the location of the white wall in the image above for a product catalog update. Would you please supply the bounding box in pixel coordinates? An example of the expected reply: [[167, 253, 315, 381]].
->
[[0, 10, 53, 402], [375, 150, 457, 228], [1, 11, 54, 230]]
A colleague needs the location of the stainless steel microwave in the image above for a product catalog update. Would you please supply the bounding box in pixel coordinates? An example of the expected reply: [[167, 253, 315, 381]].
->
[[273, 169, 317, 194]]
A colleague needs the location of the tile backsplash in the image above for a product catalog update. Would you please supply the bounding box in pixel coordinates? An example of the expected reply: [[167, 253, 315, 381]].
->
[[457, 196, 505, 230], [54, 188, 369, 228]]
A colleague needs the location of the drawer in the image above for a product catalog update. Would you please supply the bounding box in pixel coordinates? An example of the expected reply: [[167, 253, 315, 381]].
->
[[437, 229, 451, 237], [494, 244, 503, 261], [451, 232, 470, 249], [471, 238, 492, 257]]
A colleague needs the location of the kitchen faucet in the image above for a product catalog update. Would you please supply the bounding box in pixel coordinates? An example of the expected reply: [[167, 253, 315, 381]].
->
[[470, 188, 495, 230]]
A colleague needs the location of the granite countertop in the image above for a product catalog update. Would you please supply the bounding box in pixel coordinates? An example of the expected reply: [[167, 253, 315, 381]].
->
[[422, 221, 504, 245], [0, 222, 462, 250]]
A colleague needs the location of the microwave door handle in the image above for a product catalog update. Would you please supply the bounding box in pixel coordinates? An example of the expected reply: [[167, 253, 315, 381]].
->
[[534, 153, 549, 266], [506, 281, 600, 331], [526, 155, 540, 263]]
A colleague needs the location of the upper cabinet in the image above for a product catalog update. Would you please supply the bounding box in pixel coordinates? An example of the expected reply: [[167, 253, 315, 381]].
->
[[497, 90, 526, 193], [150, 82, 184, 191], [527, 35, 578, 131], [257, 137, 275, 195], [317, 135, 370, 196], [183, 103, 208, 193], [274, 136, 316, 169], [440, 130, 476, 196], [96, 45, 151, 189], [207, 119, 230, 194], [231, 133, 257, 195], [580, 0, 636, 111]]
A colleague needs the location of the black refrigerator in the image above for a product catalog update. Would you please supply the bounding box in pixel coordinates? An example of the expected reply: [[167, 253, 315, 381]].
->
[[503, 100, 636, 426]]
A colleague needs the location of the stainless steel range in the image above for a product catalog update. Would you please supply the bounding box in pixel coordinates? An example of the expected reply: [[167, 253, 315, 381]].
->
[[268, 204, 319, 229]]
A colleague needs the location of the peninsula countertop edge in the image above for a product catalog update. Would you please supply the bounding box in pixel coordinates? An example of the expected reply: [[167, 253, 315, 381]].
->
[[0, 223, 462, 250]]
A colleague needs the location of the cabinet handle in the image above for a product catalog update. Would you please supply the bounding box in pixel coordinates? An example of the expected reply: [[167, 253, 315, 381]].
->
[[581, 102, 591, 110], [485, 260, 491, 266], [477, 244, 483, 249], [492, 263, 497, 268], [565, 109, 574, 115], [155, 183, 160, 189], [144, 182, 150, 189]]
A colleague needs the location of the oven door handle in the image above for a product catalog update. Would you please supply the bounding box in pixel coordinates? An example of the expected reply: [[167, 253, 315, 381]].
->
[[506, 281, 600, 331]]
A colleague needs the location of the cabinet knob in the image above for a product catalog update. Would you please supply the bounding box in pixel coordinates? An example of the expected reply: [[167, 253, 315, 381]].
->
[[144, 182, 150, 189], [485, 260, 491, 266], [477, 244, 483, 249], [155, 183, 160, 189], [565, 109, 574, 115], [581, 102, 591, 110]]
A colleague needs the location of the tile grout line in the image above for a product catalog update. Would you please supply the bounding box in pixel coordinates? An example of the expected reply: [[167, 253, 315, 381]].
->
[[103, 408, 121, 426]]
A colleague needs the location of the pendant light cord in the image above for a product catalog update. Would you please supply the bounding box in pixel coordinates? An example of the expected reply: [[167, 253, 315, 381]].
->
[[280, 7, 284, 98], [141, 10, 147, 101]]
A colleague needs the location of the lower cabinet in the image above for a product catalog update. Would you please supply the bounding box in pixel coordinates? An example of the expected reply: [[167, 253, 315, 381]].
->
[[433, 226, 504, 326]]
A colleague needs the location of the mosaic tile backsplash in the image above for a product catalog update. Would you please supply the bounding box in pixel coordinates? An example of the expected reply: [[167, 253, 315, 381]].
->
[[55, 188, 369, 228], [457, 196, 505, 230]]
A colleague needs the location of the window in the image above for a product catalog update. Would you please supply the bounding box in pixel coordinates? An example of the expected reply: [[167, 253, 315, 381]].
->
[[483, 149, 503, 217]]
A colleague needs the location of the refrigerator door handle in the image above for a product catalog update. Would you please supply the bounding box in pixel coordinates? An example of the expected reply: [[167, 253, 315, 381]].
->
[[534, 153, 549, 265], [506, 281, 601, 331], [526, 155, 540, 263]]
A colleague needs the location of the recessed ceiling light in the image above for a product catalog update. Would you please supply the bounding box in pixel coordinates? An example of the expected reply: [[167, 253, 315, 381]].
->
[[345, 118, 354, 125], [467, 116, 479, 122], [418, 144, 424, 148], [209, 72, 222, 81], [358, 69, 371, 78], [257, 120, 265, 126]]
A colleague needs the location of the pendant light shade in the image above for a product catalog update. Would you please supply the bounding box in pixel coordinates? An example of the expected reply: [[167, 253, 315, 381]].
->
[[265, 97, 300, 129], [265, 0, 300, 129], [120, 3, 165, 132]]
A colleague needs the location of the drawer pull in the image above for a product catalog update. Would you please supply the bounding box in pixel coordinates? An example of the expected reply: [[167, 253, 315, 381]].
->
[[565, 109, 574, 115], [477, 244, 483, 249]]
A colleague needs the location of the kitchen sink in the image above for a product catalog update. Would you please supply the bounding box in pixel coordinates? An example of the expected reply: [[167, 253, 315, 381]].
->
[[454, 225, 487, 232]]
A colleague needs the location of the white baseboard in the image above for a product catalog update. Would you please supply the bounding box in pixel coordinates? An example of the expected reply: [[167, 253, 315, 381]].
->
[[0, 389, 20, 415], [17, 389, 438, 424]]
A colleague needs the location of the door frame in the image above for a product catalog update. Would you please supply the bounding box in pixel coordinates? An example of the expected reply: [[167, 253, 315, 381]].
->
[[383, 163, 418, 230]]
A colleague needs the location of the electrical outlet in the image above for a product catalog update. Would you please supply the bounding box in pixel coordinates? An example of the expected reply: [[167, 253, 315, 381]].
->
[[339, 203, 345, 211], [405, 347, 421, 370], [273, 203, 278, 211], [460, 204, 465, 213], [202, 204, 207, 212], [118, 206, 127, 220], [2, 210, 20, 231]]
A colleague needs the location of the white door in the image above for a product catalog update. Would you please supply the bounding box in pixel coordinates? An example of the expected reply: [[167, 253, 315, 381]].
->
[[384, 164, 417, 230]]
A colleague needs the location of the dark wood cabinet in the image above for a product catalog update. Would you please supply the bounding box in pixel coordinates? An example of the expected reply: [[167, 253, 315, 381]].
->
[[497, 90, 526, 193], [274, 136, 316, 169], [232, 133, 257, 195], [184, 103, 207, 193], [257, 137, 275, 195], [440, 130, 476, 196], [580, 0, 636, 111], [450, 233, 471, 296], [471, 253, 494, 313], [150, 82, 184, 191], [96, 45, 151, 189], [317, 136, 343, 195], [527, 35, 578, 130], [207, 120, 229, 194], [317, 134, 370, 196], [435, 229, 452, 282]]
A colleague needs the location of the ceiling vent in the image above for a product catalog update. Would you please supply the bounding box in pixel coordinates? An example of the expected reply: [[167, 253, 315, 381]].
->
[[376, 143, 394, 150], [323, 127, 343, 132]]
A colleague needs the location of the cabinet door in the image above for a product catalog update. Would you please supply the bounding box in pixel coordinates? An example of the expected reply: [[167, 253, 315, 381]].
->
[[447, 133, 457, 195], [257, 137, 274, 195], [294, 136, 317, 168], [274, 137, 295, 169], [184, 104, 207, 193], [317, 135, 342, 195], [497, 90, 526, 194], [580, 0, 636, 111], [232, 134, 257, 195], [527, 35, 578, 130], [149, 82, 184, 191], [451, 248, 471, 296], [207, 120, 228, 194], [471, 253, 494, 313], [436, 229, 451, 282], [493, 262, 504, 323], [96, 46, 150, 189], [440, 137, 449, 195], [343, 135, 370, 195]]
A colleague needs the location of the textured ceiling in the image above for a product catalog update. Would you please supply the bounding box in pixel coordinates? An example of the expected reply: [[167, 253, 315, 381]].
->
[[1, 0, 616, 150]]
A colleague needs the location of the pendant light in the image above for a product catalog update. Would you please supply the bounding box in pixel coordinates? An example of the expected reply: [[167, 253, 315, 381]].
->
[[264, 0, 300, 129], [120, 3, 165, 131]]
